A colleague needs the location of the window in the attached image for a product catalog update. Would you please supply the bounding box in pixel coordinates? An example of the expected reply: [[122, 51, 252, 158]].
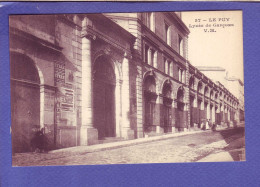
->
[[146, 13, 151, 28], [164, 58, 168, 74], [144, 45, 149, 64], [150, 49, 155, 67], [182, 70, 185, 83], [178, 68, 184, 83], [153, 51, 157, 68], [169, 62, 173, 76], [144, 44, 157, 68], [167, 61, 171, 75], [165, 23, 170, 45], [146, 12, 155, 32], [179, 35, 183, 56], [164, 57, 173, 76]]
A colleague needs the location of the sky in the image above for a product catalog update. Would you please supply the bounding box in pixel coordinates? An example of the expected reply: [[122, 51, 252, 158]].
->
[[182, 11, 244, 82]]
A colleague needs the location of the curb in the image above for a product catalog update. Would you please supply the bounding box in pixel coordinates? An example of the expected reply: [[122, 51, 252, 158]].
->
[[50, 128, 230, 155]]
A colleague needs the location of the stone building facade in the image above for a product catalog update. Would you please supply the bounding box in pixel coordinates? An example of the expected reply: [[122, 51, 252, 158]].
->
[[9, 12, 240, 153], [197, 66, 245, 123]]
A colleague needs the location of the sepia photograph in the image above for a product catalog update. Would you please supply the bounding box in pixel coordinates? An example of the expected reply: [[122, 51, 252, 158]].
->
[[9, 10, 245, 166]]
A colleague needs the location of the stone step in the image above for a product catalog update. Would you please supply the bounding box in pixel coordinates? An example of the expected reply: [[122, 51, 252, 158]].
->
[[145, 132, 165, 137], [98, 137, 125, 144]]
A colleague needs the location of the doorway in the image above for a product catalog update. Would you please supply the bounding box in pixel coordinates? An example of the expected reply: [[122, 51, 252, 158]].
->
[[143, 75, 157, 132], [93, 56, 116, 139], [10, 53, 40, 153], [162, 82, 172, 133]]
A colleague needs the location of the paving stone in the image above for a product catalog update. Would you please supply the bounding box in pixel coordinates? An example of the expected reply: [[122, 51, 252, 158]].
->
[[12, 127, 245, 166]]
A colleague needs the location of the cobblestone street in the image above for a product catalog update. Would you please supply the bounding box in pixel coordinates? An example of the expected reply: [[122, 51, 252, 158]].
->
[[13, 127, 245, 166]]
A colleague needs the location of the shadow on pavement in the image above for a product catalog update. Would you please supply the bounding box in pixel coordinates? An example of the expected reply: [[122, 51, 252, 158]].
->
[[218, 127, 245, 161]]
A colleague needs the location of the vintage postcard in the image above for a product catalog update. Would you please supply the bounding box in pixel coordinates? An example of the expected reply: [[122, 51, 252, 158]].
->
[[9, 10, 245, 166]]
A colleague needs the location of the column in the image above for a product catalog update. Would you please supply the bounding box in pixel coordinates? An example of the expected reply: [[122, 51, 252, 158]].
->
[[172, 100, 176, 133], [193, 95, 198, 128], [156, 96, 163, 133], [221, 104, 224, 125], [207, 103, 210, 120], [115, 80, 122, 137], [80, 17, 98, 145], [200, 99, 205, 128], [228, 108, 231, 121], [40, 85, 45, 129], [121, 52, 134, 139], [136, 66, 143, 138], [215, 104, 218, 123], [185, 91, 190, 131], [212, 104, 216, 123], [184, 37, 189, 60]]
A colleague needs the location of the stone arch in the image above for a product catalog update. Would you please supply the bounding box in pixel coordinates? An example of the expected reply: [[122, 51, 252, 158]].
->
[[143, 72, 158, 132], [10, 50, 44, 85], [10, 51, 43, 153], [143, 75, 156, 93], [161, 78, 173, 97], [93, 55, 116, 84], [176, 86, 185, 130], [161, 79, 173, 132], [143, 70, 159, 94], [93, 51, 122, 82], [177, 86, 185, 103], [93, 50, 128, 138], [93, 54, 122, 139]]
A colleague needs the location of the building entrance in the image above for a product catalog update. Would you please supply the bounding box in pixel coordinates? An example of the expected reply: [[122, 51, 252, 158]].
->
[[176, 88, 185, 130], [143, 75, 157, 132], [190, 96, 195, 128], [162, 82, 172, 133], [93, 56, 116, 139], [10, 53, 40, 153]]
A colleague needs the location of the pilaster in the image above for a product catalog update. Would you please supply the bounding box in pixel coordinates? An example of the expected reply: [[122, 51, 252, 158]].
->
[[80, 16, 98, 145], [136, 65, 143, 138], [121, 53, 134, 140]]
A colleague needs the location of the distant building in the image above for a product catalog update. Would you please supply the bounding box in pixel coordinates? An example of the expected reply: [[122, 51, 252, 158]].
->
[[195, 66, 226, 84], [197, 66, 244, 122], [225, 77, 245, 122], [9, 13, 240, 153]]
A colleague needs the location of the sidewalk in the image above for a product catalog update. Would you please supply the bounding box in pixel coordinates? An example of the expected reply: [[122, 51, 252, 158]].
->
[[13, 129, 214, 166], [197, 151, 234, 162], [50, 124, 236, 155], [50, 129, 212, 155], [13, 125, 243, 166]]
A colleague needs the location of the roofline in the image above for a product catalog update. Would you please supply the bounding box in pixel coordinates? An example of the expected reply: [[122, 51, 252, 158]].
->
[[196, 66, 226, 71], [168, 12, 190, 35], [79, 13, 136, 43]]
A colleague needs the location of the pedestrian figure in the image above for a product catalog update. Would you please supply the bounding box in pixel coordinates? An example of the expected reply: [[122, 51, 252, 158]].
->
[[212, 122, 217, 131], [202, 119, 206, 130], [31, 128, 47, 153], [205, 119, 209, 130]]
